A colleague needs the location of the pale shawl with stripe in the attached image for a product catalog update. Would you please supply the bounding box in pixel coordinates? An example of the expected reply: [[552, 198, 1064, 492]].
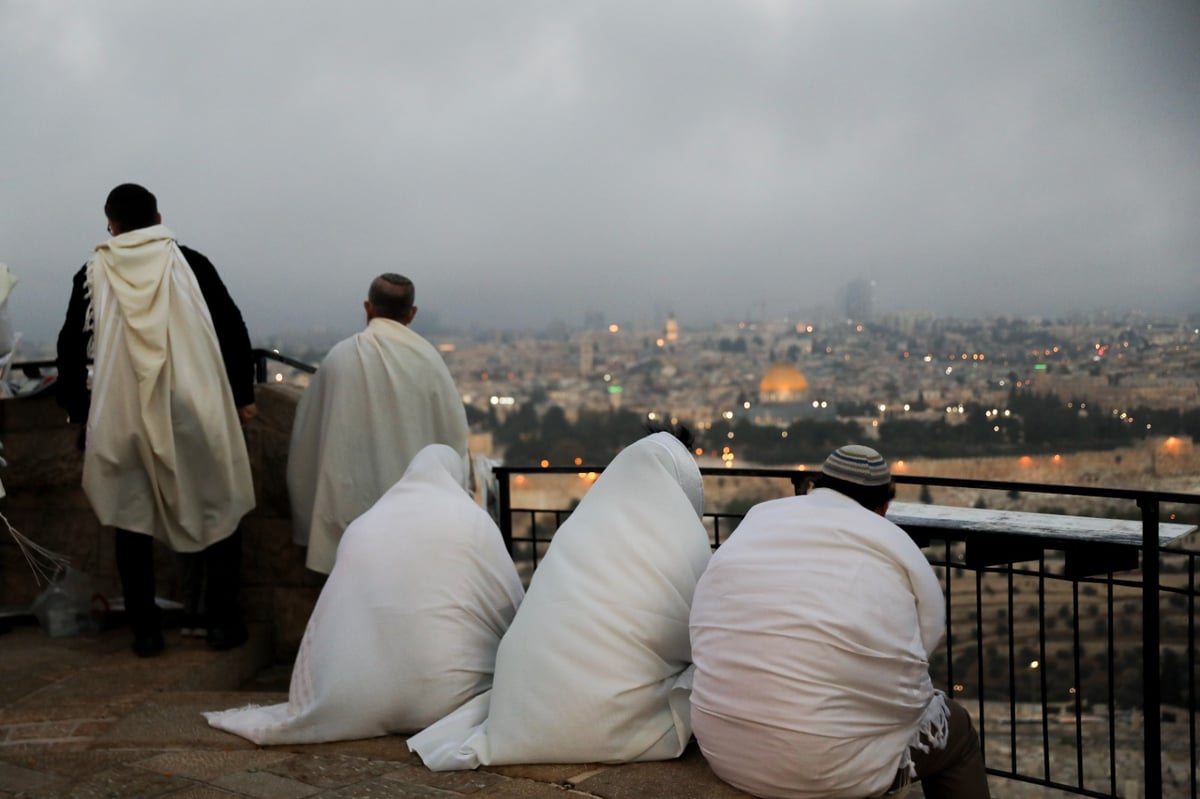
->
[[84, 226, 253, 551]]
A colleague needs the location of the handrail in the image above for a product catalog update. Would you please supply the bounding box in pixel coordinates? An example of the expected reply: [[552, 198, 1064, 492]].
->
[[494, 463, 1200, 797], [9, 349, 318, 382], [251, 348, 316, 383]]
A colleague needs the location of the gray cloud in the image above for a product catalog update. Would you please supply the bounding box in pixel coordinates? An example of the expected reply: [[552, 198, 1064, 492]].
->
[[3, 0, 1198, 348]]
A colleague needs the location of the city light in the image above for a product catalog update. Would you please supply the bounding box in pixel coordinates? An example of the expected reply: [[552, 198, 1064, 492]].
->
[[540, 459, 550, 468]]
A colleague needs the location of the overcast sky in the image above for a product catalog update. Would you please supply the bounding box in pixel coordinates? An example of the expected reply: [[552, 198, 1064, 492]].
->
[[3, 1, 1198, 348]]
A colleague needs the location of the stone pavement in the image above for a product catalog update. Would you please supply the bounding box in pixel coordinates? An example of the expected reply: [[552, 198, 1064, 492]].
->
[[0, 622, 755, 799]]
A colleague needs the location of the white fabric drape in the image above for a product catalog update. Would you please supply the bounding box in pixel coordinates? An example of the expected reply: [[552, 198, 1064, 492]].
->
[[689, 487, 948, 799], [0, 263, 16, 361], [205, 444, 523, 743], [410, 431, 711, 770], [288, 317, 469, 574], [83, 226, 253, 551]]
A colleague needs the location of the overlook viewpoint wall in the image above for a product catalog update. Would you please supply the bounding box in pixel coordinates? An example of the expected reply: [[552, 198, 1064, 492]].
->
[[0, 384, 319, 660]]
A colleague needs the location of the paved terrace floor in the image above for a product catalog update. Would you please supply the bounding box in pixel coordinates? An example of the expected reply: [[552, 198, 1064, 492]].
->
[[0, 622, 765, 799]]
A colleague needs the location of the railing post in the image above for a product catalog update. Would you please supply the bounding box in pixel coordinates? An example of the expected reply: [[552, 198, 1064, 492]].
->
[[253, 349, 268, 384], [1139, 494, 1162, 799], [497, 467, 513, 555]]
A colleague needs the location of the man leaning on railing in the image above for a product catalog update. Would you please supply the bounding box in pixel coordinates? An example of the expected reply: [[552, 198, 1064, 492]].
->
[[689, 444, 991, 799]]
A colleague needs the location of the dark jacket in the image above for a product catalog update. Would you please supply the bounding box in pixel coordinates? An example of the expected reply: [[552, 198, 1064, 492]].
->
[[56, 244, 256, 424]]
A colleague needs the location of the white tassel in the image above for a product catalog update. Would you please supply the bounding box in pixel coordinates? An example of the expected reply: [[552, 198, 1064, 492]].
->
[[901, 690, 951, 778], [1, 511, 71, 586]]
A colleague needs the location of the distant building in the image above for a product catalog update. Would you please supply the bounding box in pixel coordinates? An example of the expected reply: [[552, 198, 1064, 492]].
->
[[844, 278, 875, 323], [666, 315, 679, 343], [759, 363, 808, 403], [578, 333, 593, 376], [748, 363, 837, 426]]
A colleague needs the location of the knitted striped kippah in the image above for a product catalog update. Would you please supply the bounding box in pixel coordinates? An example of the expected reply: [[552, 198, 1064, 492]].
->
[[821, 444, 891, 486]]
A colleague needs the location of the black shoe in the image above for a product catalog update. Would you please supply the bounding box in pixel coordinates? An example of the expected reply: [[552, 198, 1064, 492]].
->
[[206, 623, 248, 651], [131, 632, 165, 658]]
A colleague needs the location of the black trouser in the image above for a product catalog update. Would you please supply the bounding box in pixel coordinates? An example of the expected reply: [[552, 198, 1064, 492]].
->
[[114, 528, 243, 637]]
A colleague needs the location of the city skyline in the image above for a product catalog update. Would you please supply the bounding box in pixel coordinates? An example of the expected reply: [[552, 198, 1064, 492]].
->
[[3, 1, 1199, 347]]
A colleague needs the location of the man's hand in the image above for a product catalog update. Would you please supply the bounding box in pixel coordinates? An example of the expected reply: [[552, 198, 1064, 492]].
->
[[237, 403, 258, 424]]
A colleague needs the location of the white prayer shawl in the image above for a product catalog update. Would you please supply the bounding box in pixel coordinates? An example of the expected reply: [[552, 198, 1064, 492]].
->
[[0, 263, 16, 359], [205, 444, 523, 743], [409, 432, 711, 770], [83, 226, 253, 552], [0, 264, 11, 494], [689, 488, 949, 799], [288, 317, 469, 574]]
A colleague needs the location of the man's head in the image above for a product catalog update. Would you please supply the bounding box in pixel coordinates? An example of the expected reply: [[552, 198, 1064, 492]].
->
[[104, 184, 160, 235], [364, 273, 417, 324], [813, 443, 895, 515]]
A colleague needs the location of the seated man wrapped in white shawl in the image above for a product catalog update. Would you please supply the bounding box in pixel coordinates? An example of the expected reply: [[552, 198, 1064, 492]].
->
[[205, 445, 523, 744], [689, 444, 990, 799], [409, 431, 712, 769]]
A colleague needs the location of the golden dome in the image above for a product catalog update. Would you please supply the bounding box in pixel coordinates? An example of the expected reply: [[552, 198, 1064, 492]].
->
[[760, 363, 807, 394]]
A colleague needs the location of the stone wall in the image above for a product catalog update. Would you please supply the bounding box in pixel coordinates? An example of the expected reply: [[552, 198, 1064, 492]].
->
[[0, 383, 318, 661]]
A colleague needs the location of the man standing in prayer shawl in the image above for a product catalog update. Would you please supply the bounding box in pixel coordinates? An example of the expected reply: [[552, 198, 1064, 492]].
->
[[689, 444, 991, 799], [287, 274, 469, 575], [56, 184, 257, 658]]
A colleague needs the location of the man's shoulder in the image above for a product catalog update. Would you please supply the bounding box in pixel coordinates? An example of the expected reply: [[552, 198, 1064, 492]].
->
[[178, 245, 213, 266]]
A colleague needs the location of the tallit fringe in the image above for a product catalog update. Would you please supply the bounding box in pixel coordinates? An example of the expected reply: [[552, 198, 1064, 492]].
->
[[83, 260, 96, 357], [1, 511, 71, 586], [898, 689, 951, 779]]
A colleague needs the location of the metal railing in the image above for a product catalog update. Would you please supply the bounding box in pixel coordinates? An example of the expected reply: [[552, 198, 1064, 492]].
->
[[11, 349, 316, 383], [495, 464, 1200, 798]]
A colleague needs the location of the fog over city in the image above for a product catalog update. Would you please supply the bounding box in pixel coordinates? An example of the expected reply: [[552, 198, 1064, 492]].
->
[[2, 1, 1198, 348]]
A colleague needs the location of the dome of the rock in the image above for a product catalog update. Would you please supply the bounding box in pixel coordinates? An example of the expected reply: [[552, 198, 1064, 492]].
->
[[759, 363, 808, 395]]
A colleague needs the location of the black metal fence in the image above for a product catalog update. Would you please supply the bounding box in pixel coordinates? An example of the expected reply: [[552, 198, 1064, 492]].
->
[[495, 464, 1200, 799]]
